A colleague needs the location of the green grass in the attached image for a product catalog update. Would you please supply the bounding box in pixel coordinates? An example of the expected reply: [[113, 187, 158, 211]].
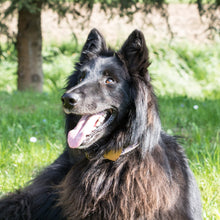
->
[[149, 41, 220, 99], [0, 91, 65, 191], [0, 40, 219, 219]]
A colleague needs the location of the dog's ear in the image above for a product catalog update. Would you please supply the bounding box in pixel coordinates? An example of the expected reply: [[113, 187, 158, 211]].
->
[[80, 28, 107, 62], [119, 30, 150, 77]]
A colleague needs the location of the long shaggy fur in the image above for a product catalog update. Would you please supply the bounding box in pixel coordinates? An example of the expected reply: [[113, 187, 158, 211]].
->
[[0, 29, 202, 220], [59, 145, 180, 220]]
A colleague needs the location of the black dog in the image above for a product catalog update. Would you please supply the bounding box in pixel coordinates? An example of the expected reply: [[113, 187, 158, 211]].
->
[[0, 29, 202, 219]]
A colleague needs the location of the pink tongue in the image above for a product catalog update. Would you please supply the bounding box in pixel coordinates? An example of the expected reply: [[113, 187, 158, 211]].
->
[[67, 114, 102, 148]]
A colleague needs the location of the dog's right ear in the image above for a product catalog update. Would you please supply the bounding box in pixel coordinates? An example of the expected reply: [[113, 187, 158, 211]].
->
[[80, 29, 107, 62]]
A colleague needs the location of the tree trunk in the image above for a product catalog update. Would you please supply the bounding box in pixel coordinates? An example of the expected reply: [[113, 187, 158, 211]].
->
[[17, 5, 43, 92]]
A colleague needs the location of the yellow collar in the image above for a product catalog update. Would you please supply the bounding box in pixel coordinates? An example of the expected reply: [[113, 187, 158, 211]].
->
[[86, 144, 139, 162], [103, 149, 123, 161]]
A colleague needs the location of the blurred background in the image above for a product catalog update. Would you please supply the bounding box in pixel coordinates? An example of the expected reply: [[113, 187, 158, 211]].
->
[[0, 1, 219, 219]]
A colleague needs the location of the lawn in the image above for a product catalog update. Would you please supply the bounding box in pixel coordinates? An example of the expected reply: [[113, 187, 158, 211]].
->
[[0, 39, 219, 219]]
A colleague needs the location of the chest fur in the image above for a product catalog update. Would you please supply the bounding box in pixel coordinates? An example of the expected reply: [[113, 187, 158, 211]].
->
[[58, 153, 183, 220]]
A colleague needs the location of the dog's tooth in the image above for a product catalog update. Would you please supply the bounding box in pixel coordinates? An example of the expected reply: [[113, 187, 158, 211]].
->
[[96, 121, 101, 127], [99, 117, 105, 123]]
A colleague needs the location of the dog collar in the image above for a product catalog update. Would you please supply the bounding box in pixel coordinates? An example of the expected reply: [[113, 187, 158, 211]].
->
[[85, 144, 139, 162], [103, 148, 123, 161], [104, 144, 139, 161]]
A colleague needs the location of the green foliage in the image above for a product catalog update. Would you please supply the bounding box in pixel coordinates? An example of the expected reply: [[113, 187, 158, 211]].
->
[[0, 43, 17, 62], [0, 40, 219, 219], [1, 39, 219, 97], [43, 35, 81, 59], [42, 39, 81, 91], [149, 41, 220, 99]]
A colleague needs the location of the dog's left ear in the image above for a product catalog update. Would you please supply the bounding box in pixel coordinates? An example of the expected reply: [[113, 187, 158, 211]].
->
[[80, 28, 107, 62], [119, 30, 150, 77]]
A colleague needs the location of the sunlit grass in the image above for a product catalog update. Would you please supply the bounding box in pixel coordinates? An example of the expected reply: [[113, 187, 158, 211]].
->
[[0, 91, 65, 192], [149, 41, 220, 99]]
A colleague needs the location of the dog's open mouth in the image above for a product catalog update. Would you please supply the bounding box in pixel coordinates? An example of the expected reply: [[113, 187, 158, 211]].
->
[[68, 110, 115, 149]]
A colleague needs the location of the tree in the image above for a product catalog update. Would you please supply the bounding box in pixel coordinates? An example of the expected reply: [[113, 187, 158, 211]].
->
[[17, 2, 43, 91], [0, 0, 219, 92]]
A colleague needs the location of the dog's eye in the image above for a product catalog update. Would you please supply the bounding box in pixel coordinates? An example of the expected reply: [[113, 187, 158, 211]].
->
[[78, 71, 86, 83], [105, 77, 115, 84], [79, 77, 84, 82]]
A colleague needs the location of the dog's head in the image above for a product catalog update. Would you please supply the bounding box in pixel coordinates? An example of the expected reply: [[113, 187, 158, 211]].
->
[[62, 29, 160, 155]]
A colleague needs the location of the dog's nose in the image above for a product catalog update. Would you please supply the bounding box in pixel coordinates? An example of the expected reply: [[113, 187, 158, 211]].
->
[[61, 93, 79, 109]]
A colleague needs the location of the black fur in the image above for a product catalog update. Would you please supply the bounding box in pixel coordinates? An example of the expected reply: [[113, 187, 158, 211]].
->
[[0, 29, 202, 220]]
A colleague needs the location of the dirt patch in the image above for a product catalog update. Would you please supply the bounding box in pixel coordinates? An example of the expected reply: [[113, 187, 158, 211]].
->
[[1, 4, 219, 44], [40, 4, 219, 44]]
